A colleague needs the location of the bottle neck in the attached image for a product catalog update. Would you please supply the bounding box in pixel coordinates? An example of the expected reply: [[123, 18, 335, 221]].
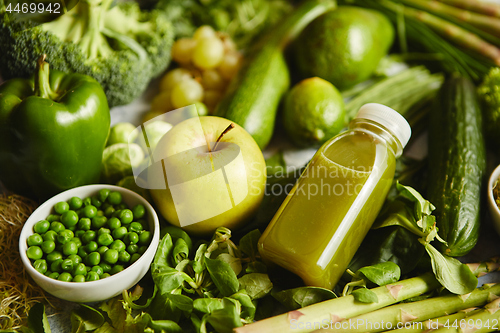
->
[[349, 119, 404, 158]]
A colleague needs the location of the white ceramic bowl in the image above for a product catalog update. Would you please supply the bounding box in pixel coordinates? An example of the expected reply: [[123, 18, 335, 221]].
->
[[19, 184, 160, 303], [488, 164, 500, 237]]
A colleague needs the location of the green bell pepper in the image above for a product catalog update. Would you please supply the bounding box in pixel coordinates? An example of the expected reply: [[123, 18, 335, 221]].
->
[[0, 55, 110, 199]]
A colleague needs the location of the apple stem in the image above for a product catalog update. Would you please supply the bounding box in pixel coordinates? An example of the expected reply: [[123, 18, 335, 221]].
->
[[212, 123, 235, 151]]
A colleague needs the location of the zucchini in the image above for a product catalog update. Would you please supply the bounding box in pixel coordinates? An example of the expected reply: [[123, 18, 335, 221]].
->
[[427, 76, 486, 257], [215, 0, 336, 149]]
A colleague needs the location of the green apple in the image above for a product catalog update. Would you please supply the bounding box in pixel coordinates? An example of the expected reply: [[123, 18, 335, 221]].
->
[[149, 116, 267, 236]]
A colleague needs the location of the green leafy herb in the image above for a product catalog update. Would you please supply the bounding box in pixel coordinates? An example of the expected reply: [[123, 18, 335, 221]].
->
[[272, 286, 337, 310], [351, 288, 379, 303], [238, 273, 273, 300], [357, 262, 401, 286], [205, 257, 240, 297], [27, 303, 51, 333], [71, 304, 104, 333]]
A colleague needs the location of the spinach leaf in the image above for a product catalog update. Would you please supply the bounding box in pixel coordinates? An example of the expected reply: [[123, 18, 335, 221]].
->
[[153, 266, 192, 294], [217, 253, 242, 276], [205, 298, 243, 333], [230, 291, 256, 321], [205, 257, 239, 297], [238, 273, 273, 300], [144, 313, 183, 333], [238, 229, 261, 260], [352, 288, 378, 303], [425, 243, 478, 294], [161, 225, 193, 251], [149, 292, 183, 322], [272, 286, 336, 310], [71, 304, 104, 333], [166, 293, 194, 312], [173, 238, 190, 265], [356, 262, 401, 286], [245, 261, 268, 274], [193, 298, 225, 314], [27, 303, 51, 333], [152, 233, 174, 271]]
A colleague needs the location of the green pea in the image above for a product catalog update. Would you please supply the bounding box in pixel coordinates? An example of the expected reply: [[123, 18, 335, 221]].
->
[[130, 253, 141, 264], [27, 233, 43, 246], [118, 251, 130, 263], [139, 246, 148, 255], [33, 259, 47, 274], [83, 205, 97, 218], [58, 272, 72, 282], [112, 210, 122, 218], [78, 247, 88, 258], [73, 275, 86, 282], [110, 265, 124, 275], [98, 228, 111, 235], [68, 196, 83, 210], [61, 259, 73, 271], [132, 204, 145, 219], [54, 201, 69, 215], [44, 270, 52, 277], [47, 214, 61, 222], [112, 226, 127, 240], [86, 252, 101, 266], [50, 221, 65, 233], [102, 202, 111, 210], [110, 240, 126, 253], [118, 210, 133, 225], [43, 230, 58, 242], [86, 271, 100, 281], [50, 259, 63, 272], [75, 230, 85, 238], [127, 244, 139, 254], [103, 249, 118, 264], [57, 229, 74, 245], [61, 210, 79, 228], [73, 263, 87, 276], [48, 272, 60, 279], [68, 254, 82, 265], [71, 237, 82, 248], [137, 219, 148, 231], [107, 217, 121, 230], [34, 220, 50, 234], [46, 251, 62, 263], [82, 230, 96, 244], [91, 196, 102, 208], [78, 218, 91, 231], [98, 189, 110, 202], [92, 216, 107, 229], [100, 263, 112, 273], [107, 191, 122, 205], [138, 231, 152, 245], [104, 206, 115, 217], [116, 203, 127, 210], [86, 241, 98, 253], [41, 240, 55, 254], [128, 222, 143, 233], [124, 232, 139, 245], [27, 246, 43, 260], [97, 246, 109, 255], [96, 210, 104, 217], [83, 197, 91, 207], [68, 226, 76, 232], [101, 273, 111, 279], [98, 233, 113, 246], [91, 265, 104, 276]]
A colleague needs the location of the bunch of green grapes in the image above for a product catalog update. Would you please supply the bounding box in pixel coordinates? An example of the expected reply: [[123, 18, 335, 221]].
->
[[147, 25, 242, 120]]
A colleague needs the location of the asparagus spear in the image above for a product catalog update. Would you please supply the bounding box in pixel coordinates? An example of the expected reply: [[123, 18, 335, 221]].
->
[[466, 257, 500, 277], [397, 0, 500, 38], [234, 272, 440, 333], [379, 0, 500, 66], [437, 0, 500, 18]]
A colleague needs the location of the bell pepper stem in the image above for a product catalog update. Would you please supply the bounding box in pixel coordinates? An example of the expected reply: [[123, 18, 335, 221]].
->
[[34, 55, 59, 100]]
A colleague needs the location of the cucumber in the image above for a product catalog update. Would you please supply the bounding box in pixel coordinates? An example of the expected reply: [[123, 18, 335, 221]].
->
[[427, 76, 486, 257], [215, 0, 337, 149]]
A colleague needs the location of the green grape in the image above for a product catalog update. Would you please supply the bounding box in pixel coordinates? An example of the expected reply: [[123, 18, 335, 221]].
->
[[218, 50, 242, 80], [193, 25, 216, 40], [172, 38, 197, 65], [159, 68, 192, 92], [201, 69, 225, 90], [192, 37, 224, 70], [171, 79, 204, 109]]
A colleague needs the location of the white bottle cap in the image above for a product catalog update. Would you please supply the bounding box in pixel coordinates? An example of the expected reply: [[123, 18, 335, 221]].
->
[[355, 103, 412, 148]]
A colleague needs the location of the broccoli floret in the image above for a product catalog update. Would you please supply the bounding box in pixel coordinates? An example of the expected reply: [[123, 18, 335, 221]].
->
[[0, 0, 173, 107], [478, 67, 500, 146]]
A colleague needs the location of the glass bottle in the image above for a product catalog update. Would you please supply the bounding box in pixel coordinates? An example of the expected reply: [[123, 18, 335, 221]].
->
[[258, 103, 411, 289]]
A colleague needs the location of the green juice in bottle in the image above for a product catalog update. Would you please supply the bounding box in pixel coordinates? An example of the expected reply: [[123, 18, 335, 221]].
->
[[258, 103, 411, 289]]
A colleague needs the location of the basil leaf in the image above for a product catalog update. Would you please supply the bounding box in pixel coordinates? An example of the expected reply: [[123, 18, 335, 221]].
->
[[238, 273, 273, 300], [205, 257, 239, 297], [425, 243, 477, 294], [272, 286, 336, 310], [205, 298, 242, 333], [356, 262, 401, 286], [27, 303, 51, 333], [352, 288, 378, 303], [239, 229, 261, 260], [193, 298, 225, 314], [173, 238, 190, 265], [71, 304, 105, 333]]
